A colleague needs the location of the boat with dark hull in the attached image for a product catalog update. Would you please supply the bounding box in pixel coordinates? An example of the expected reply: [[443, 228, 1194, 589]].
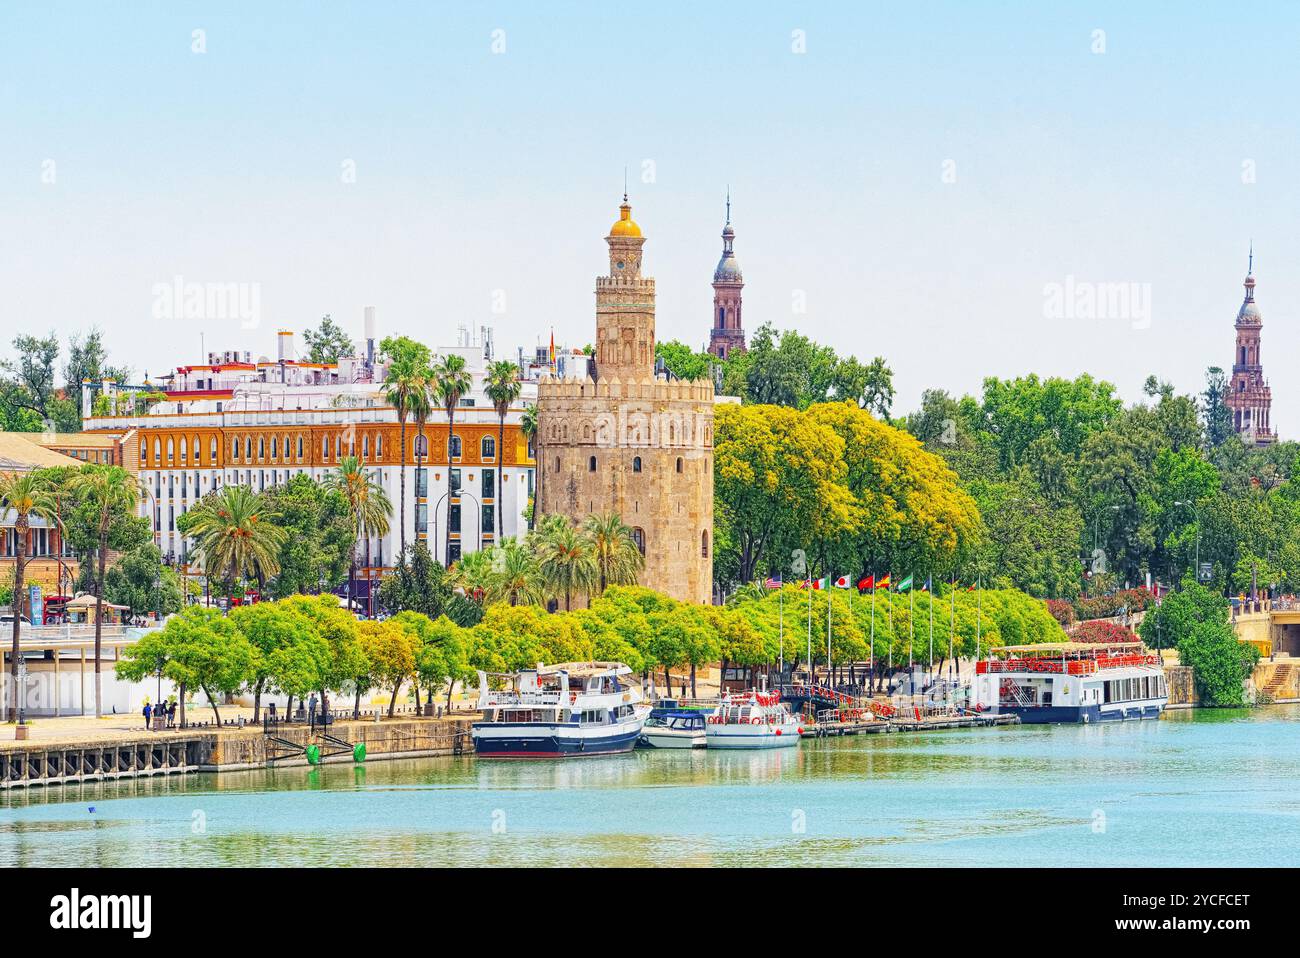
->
[[471, 662, 647, 758]]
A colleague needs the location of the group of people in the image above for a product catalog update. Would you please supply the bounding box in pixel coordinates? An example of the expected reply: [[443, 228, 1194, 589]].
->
[[142, 699, 177, 729]]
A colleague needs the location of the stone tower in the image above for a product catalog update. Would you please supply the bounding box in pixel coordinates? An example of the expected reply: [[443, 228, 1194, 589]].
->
[[708, 192, 746, 360], [536, 195, 715, 605], [1225, 249, 1276, 446]]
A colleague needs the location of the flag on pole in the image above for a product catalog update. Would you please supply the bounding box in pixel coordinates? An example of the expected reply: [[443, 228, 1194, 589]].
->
[[858, 575, 874, 591], [967, 582, 976, 592], [549, 329, 556, 364], [811, 577, 827, 590], [875, 573, 891, 590], [764, 577, 783, 589], [896, 575, 914, 592], [833, 575, 851, 589]]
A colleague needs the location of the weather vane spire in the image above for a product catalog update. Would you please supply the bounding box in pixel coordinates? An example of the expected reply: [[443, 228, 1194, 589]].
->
[[725, 185, 731, 225], [1248, 240, 1253, 276], [623, 166, 628, 203]]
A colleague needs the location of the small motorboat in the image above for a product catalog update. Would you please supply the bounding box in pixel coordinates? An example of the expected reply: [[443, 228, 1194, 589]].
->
[[638, 710, 707, 749]]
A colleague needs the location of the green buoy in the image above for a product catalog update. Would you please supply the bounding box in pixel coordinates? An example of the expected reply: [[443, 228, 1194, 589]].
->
[[352, 743, 367, 763], [305, 744, 321, 765]]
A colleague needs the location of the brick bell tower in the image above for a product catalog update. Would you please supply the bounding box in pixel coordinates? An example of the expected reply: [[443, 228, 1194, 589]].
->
[[708, 191, 746, 360], [1225, 246, 1277, 446]]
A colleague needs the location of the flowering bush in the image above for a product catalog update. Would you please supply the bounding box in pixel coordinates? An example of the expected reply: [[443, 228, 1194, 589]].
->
[[1074, 620, 1138, 643], [1073, 587, 1153, 621], [1046, 599, 1076, 627]]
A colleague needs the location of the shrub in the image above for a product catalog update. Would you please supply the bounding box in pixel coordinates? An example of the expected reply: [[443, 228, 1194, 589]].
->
[[1046, 599, 1076, 627], [1074, 620, 1137, 643]]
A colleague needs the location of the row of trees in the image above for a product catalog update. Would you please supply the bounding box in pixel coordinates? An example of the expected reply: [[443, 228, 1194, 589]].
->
[[1, 328, 130, 432]]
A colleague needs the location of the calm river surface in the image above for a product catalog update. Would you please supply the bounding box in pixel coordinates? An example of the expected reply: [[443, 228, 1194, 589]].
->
[[4, 706, 1300, 867]]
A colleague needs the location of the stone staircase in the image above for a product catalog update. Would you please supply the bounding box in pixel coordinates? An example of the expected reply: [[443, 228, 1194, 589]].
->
[[1258, 663, 1297, 702]]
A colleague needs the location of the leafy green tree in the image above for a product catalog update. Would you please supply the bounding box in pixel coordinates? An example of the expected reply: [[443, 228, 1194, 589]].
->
[[302, 314, 354, 363], [103, 543, 184, 620], [485, 538, 545, 606], [279, 594, 368, 705], [379, 542, 483, 627], [1139, 579, 1257, 705], [0, 333, 60, 427], [230, 602, 329, 721], [1202, 366, 1235, 449], [259, 474, 353, 598], [831, 355, 894, 418], [656, 340, 714, 382], [359, 618, 418, 715], [327, 456, 392, 613], [394, 611, 471, 712], [118, 606, 254, 726], [581, 512, 645, 595]]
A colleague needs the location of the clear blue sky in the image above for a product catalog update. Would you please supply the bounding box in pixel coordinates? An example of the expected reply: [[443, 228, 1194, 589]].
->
[[2, 1, 1296, 429]]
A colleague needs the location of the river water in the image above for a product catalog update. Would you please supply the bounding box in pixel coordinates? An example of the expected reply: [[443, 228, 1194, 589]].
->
[[4, 706, 1299, 867]]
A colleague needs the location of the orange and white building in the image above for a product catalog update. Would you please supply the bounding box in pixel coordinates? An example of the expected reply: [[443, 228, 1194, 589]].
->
[[79, 314, 537, 584]]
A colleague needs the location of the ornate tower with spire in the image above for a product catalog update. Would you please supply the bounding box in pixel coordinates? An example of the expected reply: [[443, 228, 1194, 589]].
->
[[708, 191, 746, 359], [535, 194, 715, 605], [1225, 246, 1276, 446]]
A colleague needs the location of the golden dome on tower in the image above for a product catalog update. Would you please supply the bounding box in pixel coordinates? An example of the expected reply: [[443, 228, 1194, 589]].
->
[[609, 196, 641, 237]]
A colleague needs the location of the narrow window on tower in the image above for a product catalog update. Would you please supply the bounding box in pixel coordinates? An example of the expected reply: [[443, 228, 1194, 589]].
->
[[589, 455, 597, 472]]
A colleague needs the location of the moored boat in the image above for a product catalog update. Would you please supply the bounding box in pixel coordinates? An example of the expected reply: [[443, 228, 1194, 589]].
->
[[705, 688, 802, 749], [638, 710, 707, 749], [972, 641, 1168, 724], [471, 661, 648, 758]]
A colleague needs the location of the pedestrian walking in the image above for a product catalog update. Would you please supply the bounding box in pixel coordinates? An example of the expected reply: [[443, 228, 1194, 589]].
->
[[142, 700, 152, 730]]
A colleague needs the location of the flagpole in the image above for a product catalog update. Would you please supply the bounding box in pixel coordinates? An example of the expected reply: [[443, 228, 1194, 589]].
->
[[908, 575, 914, 673], [826, 580, 832, 687], [949, 574, 956, 684], [869, 575, 876, 695], [806, 575, 813, 686], [928, 573, 934, 685], [778, 582, 784, 675]]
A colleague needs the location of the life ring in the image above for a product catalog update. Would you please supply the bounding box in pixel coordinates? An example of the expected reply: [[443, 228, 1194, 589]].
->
[[570, 692, 577, 704], [751, 717, 761, 725]]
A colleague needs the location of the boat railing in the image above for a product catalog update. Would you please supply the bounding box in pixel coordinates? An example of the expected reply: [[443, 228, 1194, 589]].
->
[[977, 653, 1159, 676], [481, 691, 564, 708]]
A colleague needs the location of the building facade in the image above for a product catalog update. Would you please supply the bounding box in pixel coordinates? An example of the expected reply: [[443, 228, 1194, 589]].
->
[[536, 196, 715, 605], [0, 434, 81, 604], [707, 194, 746, 360], [80, 320, 536, 592], [1226, 255, 1276, 446]]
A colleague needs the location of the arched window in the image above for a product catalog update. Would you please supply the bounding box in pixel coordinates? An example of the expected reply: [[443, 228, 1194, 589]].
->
[[701, 530, 710, 558], [414, 434, 428, 458], [166, 438, 174, 462], [258, 437, 265, 460], [297, 436, 303, 460], [376, 435, 382, 459], [555, 456, 561, 472], [482, 436, 496, 459], [632, 527, 646, 555], [450, 435, 462, 458], [719, 306, 725, 325], [362, 435, 370, 459], [676, 457, 684, 473], [154, 439, 160, 462], [588, 455, 597, 472], [632, 456, 642, 473]]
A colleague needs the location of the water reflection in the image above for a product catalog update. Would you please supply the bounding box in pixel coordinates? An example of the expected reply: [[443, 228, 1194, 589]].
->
[[4, 708, 1300, 867]]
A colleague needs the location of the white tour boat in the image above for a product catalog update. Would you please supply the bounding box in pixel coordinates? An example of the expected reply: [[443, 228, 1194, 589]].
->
[[471, 661, 648, 758], [638, 708, 708, 749], [705, 688, 803, 749], [972, 641, 1168, 724]]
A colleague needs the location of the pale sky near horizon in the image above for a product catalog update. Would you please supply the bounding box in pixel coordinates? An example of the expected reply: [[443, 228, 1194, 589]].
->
[[2, 2, 1297, 431]]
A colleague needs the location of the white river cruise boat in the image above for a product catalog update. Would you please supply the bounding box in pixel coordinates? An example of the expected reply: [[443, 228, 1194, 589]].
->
[[705, 688, 803, 749], [471, 662, 648, 758], [972, 641, 1169, 724]]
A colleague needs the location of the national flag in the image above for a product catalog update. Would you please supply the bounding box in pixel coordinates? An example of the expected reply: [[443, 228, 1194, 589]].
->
[[967, 582, 976, 592], [896, 575, 914, 592], [875, 574, 891, 590], [858, 575, 874, 591], [920, 577, 931, 593], [549, 329, 556, 364], [811, 577, 827, 590], [764, 577, 782, 589], [833, 575, 851, 589]]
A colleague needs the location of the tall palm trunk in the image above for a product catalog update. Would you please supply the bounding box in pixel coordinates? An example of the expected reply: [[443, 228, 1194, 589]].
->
[[415, 426, 425, 545], [7, 517, 28, 721], [497, 412, 506, 541], [398, 419, 408, 554], [94, 528, 108, 717], [445, 408, 456, 566]]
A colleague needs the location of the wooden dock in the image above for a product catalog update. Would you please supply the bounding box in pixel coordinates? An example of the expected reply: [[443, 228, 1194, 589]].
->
[[800, 712, 1019, 738]]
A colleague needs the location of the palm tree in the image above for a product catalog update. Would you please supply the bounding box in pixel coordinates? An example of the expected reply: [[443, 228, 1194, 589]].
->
[[448, 548, 495, 602], [327, 456, 392, 615], [68, 465, 139, 717], [484, 360, 523, 541], [185, 485, 286, 599], [520, 403, 539, 531], [581, 512, 645, 595], [0, 470, 57, 721], [534, 515, 597, 611], [383, 368, 423, 555], [433, 354, 473, 565], [485, 538, 544, 606], [409, 376, 433, 538]]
